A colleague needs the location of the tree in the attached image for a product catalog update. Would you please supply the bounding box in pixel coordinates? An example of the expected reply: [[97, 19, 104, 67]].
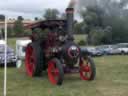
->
[[60, 13, 66, 19], [74, 22, 87, 34], [35, 17, 39, 21], [0, 15, 5, 21], [43, 9, 59, 20], [1, 28, 4, 38], [89, 28, 105, 45], [102, 26, 112, 44], [80, 6, 106, 44], [7, 27, 15, 37], [23, 29, 32, 36], [78, 0, 128, 45], [13, 17, 24, 37], [17, 16, 24, 21]]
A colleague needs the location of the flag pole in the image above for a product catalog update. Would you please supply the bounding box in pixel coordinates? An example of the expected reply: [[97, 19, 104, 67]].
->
[[4, 16, 7, 96]]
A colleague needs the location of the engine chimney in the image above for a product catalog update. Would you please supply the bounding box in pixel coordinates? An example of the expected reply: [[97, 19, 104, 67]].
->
[[66, 8, 74, 39]]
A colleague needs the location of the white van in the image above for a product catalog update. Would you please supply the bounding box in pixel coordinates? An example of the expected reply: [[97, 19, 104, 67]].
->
[[16, 38, 31, 60], [16, 38, 31, 68]]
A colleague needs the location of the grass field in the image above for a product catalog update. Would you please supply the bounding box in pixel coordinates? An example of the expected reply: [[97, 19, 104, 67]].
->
[[0, 37, 128, 96], [7, 37, 17, 51], [0, 56, 128, 96]]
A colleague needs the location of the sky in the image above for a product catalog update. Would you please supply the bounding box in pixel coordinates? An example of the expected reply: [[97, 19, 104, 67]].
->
[[0, 0, 71, 19]]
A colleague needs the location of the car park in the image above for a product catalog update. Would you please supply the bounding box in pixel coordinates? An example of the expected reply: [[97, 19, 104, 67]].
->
[[81, 43, 128, 56]]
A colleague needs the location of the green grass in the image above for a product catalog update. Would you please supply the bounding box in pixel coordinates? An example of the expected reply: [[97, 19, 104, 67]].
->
[[1, 38, 128, 96], [1, 56, 128, 96], [74, 34, 87, 43], [7, 38, 17, 51]]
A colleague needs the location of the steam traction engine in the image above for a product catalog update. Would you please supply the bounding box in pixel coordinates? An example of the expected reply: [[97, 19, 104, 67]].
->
[[25, 8, 96, 85]]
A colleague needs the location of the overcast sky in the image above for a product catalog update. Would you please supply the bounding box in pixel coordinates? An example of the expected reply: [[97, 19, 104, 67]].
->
[[0, 0, 70, 19]]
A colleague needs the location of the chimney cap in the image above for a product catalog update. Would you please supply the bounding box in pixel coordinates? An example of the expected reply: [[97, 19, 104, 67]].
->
[[66, 8, 74, 12]]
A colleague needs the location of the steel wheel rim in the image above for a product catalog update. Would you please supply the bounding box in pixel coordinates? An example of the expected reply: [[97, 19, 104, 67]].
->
[[80, 58, 92, 80], [25, 45, 35, 77], [48, 61, 59, 85]]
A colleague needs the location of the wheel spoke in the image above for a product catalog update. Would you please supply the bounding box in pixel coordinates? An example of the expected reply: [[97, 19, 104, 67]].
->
[[80, 57, 93, 80], [83, 65, 90, 72], [54, 68, 59, 76]]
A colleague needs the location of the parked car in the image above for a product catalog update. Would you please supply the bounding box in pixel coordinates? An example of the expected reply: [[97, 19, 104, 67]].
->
[[95, 45, 112, 55], [0, 45, 17, 66], [81, 46, 103, 56], [108, 46, 121, 55], [95, 45, 123, 55], [115, 43, 128, 54]]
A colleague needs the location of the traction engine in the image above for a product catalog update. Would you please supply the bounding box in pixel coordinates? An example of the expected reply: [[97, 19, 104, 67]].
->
[[25, 8, 96, 85]]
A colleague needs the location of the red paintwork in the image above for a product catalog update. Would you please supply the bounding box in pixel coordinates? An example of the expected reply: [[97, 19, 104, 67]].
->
[[25, 45, 35, 77], [48, 60, 59, 85], [43, 32, 59, 58], [79, 58, 92, 80]]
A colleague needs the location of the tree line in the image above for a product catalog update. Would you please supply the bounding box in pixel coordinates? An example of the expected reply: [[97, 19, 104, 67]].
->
[[75, 0, 128, 45]]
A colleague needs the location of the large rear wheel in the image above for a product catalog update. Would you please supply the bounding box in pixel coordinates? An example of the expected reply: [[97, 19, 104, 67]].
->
[[79, 56, 96, 80], [48, 58, 64, 85], [25, 43, 43, 77]]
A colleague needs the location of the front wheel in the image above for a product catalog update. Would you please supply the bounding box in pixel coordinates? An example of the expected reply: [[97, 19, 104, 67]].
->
[[48, 58, 64, 85], [79, 56, 96, 80]]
